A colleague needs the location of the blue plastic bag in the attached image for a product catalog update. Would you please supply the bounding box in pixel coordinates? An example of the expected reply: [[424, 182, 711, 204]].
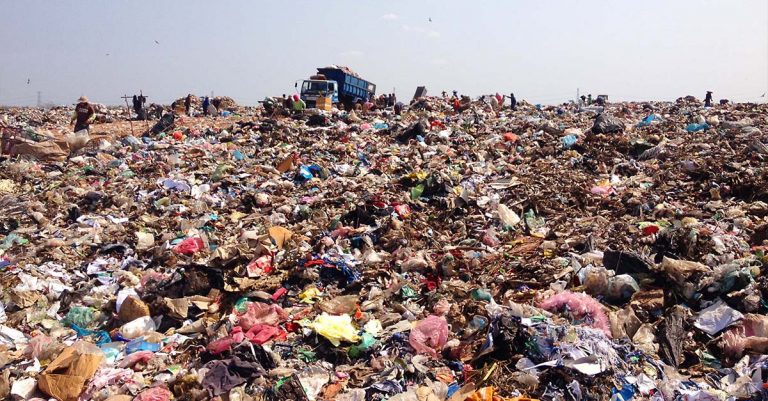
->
[[686, 123, 709, 132], [296, 165, 313, 181], [126, 337, 161, 354], [71, 324, 112, 345], [611, 382, 636, 401], [561, 134, 578, 149], [637, 114, 660, 127]]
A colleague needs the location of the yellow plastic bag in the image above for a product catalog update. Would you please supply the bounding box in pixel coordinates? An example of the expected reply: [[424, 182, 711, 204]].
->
[[308, 313, 360, 346]]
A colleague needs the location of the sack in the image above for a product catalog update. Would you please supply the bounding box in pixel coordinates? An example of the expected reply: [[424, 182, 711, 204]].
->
[[592, 113, 625, 134], [13, 139, 68, 162]]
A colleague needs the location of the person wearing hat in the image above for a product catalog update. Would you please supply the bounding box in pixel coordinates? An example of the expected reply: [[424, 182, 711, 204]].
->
[[71, 96, 95, 132], [291, 94, 305, 113]]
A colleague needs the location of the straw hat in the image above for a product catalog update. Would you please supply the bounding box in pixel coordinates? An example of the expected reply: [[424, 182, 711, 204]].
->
[[78, 95, 89, 102]]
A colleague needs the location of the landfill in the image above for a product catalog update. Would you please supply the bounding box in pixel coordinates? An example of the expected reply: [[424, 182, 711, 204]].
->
[[1, 94, 768, 401]]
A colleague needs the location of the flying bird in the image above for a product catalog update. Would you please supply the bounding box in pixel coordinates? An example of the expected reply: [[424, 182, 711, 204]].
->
[[154, 40, 160, 45], [26, 79, 30, 85], [428, 17, 432, 22]]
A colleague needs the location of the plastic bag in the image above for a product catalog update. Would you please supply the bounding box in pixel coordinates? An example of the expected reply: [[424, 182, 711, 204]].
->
[[497, 204, 521, 228], [686, 123, 709, 132], [71, 324, 112, 345], [115, 289, 139, 313], [318, 295, 359, 315], [539, 291, 611, 337], [308, 313, 361, 346], [134, 386, 172, 401], [125, 337, 161, 354], [606, 274, 640, 302], [24, 335, 63, 361], [119, 316, 156, 339], [118, 350, 155, 368], [561, 134, 578, 149], [637, 114, 661, 127], [172, 237, 204, 255], [349, 333, 377, 357], [63, 306, 96, 328], [246, 255, 273, 276], [237, 302, 287, 329], [409, 315, 449, 357], [481, 228, 500, 247], [592, 113, 625, 134]]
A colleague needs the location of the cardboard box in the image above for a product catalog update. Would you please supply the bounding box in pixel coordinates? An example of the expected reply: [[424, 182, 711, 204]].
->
[[39, 341, 103, 401]]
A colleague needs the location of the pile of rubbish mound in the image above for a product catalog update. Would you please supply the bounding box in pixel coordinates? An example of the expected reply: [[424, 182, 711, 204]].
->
[[1, 95, 767, 401]]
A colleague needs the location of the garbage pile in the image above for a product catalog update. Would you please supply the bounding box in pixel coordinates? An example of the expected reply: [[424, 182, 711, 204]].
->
[[1, 96, 768, 401], [0, 106, 126, 130], [171, 96, 240, 114]]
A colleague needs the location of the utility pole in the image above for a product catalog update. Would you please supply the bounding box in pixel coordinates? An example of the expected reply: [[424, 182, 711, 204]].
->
[[37, 91, 42, 107], [210, 91, 214, 99], [576, 88, 580, 102]]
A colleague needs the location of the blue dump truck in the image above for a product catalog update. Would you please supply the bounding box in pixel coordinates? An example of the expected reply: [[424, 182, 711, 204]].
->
[[297, 66, 376, 108]]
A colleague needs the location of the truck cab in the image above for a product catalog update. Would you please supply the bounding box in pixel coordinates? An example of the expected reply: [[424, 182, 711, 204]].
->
[[299, 78, 339, 108]]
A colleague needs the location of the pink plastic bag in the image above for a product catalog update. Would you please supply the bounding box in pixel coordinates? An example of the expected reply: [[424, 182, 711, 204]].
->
[[118, 350, 155, 368], [393, 204, 412, 218], [207, 335, 237, 354], [246, 255, 273, 276], [409, 315, 449, 357], [237, 302, 287, 329], [24, 335, 62, 361], [481, 228, 500, 247], [538, 291, 611, 337], [134, 386, 172, 401], [172, 237, 204, 255], [207, 324, 286, 354], [244, 323, 285, 345], [590, 185, 614, 197]]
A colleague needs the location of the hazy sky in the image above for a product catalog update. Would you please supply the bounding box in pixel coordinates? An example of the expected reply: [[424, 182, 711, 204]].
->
[[1, 0, 766, 106]]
